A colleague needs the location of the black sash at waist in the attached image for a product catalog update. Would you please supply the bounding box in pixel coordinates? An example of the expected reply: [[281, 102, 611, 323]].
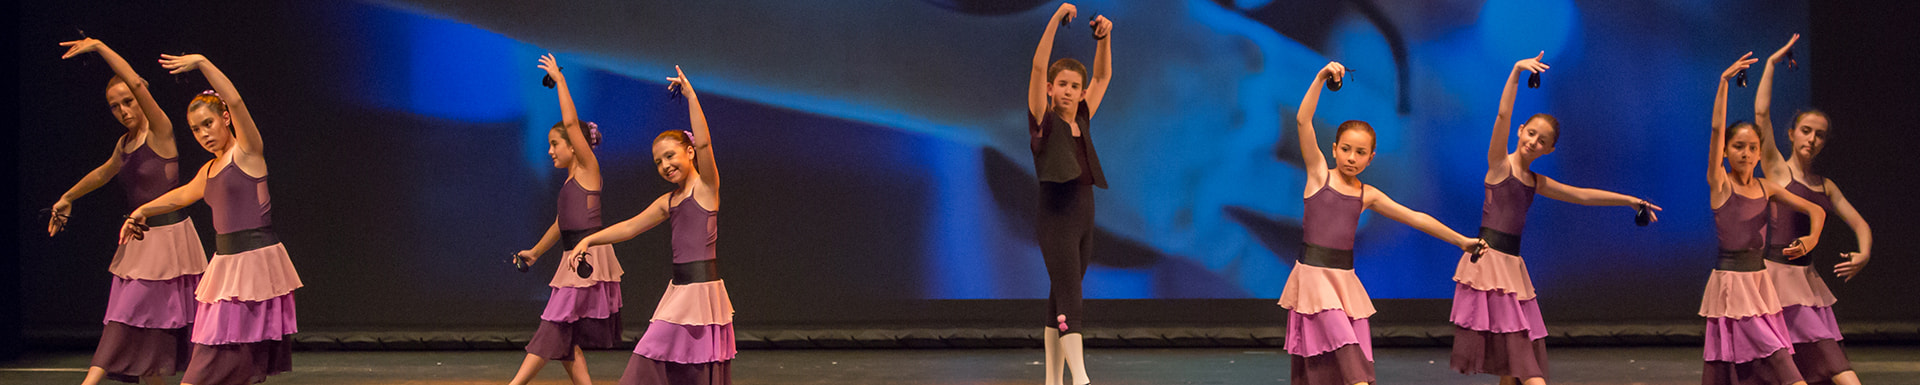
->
[[215, 227, 280, 255], [147, 211, 188, 227], [1299, 243, 1354, 270], [673, 259, 720, 285], [1716, 248, 1765, 272], [560, 227, 604, 251], [1479, 227, 1522, 256]]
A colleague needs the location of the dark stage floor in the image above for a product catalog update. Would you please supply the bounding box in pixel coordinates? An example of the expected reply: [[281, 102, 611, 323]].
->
[[5, 346, 1918, 384]]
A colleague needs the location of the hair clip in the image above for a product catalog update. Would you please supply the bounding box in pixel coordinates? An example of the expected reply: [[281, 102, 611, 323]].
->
[[1327, 68, 1355, 91], [542, 66, 564, 89]]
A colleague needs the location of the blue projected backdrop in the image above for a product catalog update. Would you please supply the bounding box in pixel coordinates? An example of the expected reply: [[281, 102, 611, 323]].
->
[[345, 0, 1811, 302]]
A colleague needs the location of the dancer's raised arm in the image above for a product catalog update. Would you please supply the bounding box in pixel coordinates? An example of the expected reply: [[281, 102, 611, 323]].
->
[[1754, 34, 1799, 179], [668, 66, 719, 190], [1710, 53, 1759, 193], [1084, 15, 1113, 117], [161, 54, 258, 156], [1490, 52, 1547, 169], [65, 39, 174, 148], [538, 54, 600, 186], [1028, 3, 1076, 119], [1297, 62, 1346, 195]]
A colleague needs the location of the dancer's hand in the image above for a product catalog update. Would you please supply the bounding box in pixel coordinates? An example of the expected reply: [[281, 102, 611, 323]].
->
[[1768, 34, 1800, 65], [1514, 51, 1549, 74], [1055, 3, 1078, 22], [117, 213, 147, 245], [537, 53, 563, 81], [47, 200, 72, 237], [666, 65, 693, 96], [1834, 252, 1870, 281], [1635, 198, 1664, 222], [1089, 15, 1112, 39], [1459, 237, 1489, 254], [513, 249, 537, 265], [1319, 62, 1347, 81], [1721, 52, 1758, 81], [1783, 236, 1818, 258], [158, 53, 209, 75], [57, 38, 104, 59], [568, 244, 591, 260]]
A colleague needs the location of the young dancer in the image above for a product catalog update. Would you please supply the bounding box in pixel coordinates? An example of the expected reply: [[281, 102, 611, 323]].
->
[[1701, 52, 1827, 385], [1753, 34, 1873, 385], [120, 53, 301, 385], [506, 54, 626, 385], [1025, 3, 1112, 384], [54, 37, 208, 385], [568, 66, 733, 385], [1285, 61, 1487, 385], [1450, 52, 1663, 385]]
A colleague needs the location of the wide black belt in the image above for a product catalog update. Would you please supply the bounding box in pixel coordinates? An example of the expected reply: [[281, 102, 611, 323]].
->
[[146, 211, 188, 227], [673, 259, 720, 285], [215, 227, 280, 255], [560, 226, 604, 251], [1299, 243, 1355, 270], [1716, 249, 1765, 272], [1762, 245, 1811, 266], [1479, 227, 1522, 256]]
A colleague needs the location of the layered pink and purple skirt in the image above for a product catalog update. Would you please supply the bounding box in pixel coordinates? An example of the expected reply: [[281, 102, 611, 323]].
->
[[620, 278, 735, 385], [1765, 258, 1851, 382], [1278, 262, 1375, 385], [93, 219, 207, 383], [1700, 267, 1803, 385], [183, 238, 301, 385], [527, 243, 626, 361], [1449, 248, 1549, 380]]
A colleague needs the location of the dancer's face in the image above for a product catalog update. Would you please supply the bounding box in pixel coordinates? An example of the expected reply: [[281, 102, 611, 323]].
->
[[1789, 114, 1829, 161], [547, 130, 575, 169], [1515, 117, 1557, 160], [1724, 127, 1762, 175], [105, 83, 143, 130], [652, 139, 695, 185], [1331, 130, 1375, 177], [1048, 70, 1085, 114], [185, 106, 231, 154]]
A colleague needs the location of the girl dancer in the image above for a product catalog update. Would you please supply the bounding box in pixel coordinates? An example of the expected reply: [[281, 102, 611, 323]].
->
[[1702, 52, 1827, 385], [1285, 61, 1487, 385], [1025, 3, 1112, 384], [1450, 52, 1663, 385], [1753, 34, 1873, 385], [120, 53, 301, 385], [506, 54, 625, 385], [54, 37, 208, 385], [569, 66, 733, 385]]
